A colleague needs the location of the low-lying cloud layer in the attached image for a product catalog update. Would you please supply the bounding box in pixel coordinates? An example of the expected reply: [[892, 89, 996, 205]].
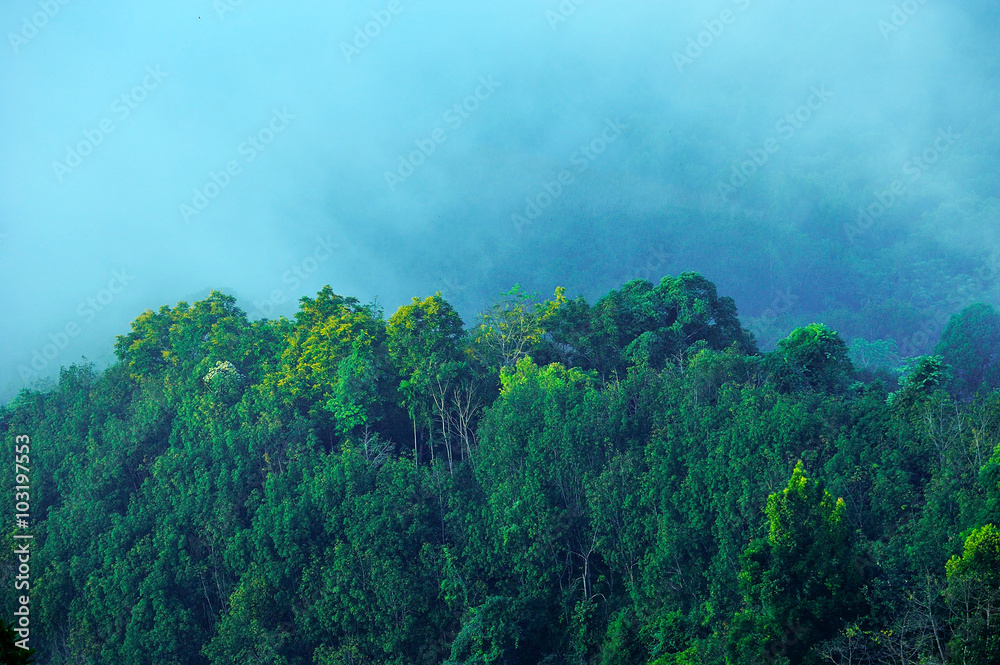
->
[[2, 0, 998, 401]]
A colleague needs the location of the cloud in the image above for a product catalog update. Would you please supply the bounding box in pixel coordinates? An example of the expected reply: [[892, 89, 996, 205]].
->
[[1, 0, 997, 400]]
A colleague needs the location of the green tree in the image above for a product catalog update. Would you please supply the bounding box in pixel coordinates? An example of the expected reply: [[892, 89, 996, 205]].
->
[[273, 286, 386, 425], [847, 337, 901, 372], [472, 285, 545, 372], [387, 293, 470, 467], [945, 524, 1000, 665], [729, 462, 864, 665], [584, 272, 756, 378], [473, 357, 607, 659], [326, 338, 383, 436], [935, 303, 1000, 400], [900, 355, 950, 394], [769, 324, 854, 393], [15, 270, 1000, 665], [0, 619, 35, 664]]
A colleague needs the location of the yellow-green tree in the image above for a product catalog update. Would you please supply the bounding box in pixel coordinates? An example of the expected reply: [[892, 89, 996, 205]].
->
[[387, 293, 469, 468], [272, 287, 385, 424], [472, 285, 545, 372], [729, 462, 865, 665], [946, 524, 1000, 664]]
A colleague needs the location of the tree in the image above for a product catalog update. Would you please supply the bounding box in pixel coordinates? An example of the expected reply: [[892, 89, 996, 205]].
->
[[769, 324, 854, 393], [935, 303, 1000, 400], [445, 595, 543, 665], [890, 355, 951, 410], [203, 360, 246, 405], [387, 293, 470, 468], [0, 619, 35, 664], [946, 524, 1000, 665], [587, 272, 756, 377], [981, 441, 1000, 527], [848, 337, 903, 387], [729, 462, 865, 665], [472, 285, 545, 372], [532, 287, 604, 371], [113, 291, 264, 406], [114, 305, 176, 379], [17, 270, 1000, 665], [900, 355, 950, 394], [326, 338, 382, 436], [273, 286, 386, 426], [474, 357, 607, 656]]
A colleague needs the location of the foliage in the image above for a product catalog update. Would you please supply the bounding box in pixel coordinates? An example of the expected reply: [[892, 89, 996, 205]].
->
[[769, 323, 854, 393], [945, 524, 1000, 664], [935, 303, 1000, 400], [729, 462, 865, 665], [2, 279, 1000, 665], [471, 285, 545, 372], [0, 619, 35, 664]]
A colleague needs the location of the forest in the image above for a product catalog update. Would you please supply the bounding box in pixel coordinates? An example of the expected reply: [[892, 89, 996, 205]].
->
[[2, 272, 999, 664]]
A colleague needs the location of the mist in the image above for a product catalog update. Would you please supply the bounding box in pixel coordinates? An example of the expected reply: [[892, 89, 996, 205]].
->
[[2, 0, 998, 402]]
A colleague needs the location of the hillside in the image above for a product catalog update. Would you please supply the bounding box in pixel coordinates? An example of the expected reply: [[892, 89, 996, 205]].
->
[[2, 274, 999, 664]]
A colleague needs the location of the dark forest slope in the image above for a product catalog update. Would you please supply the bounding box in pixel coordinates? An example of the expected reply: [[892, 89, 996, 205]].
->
[[2, 273, 999, 664]]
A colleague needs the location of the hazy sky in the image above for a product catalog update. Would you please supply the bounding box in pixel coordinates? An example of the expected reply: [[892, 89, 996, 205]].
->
[[2, 0, 998, 401]]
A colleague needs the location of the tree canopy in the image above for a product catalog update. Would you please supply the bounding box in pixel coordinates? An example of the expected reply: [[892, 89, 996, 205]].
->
[[2, 273, 999, 664]]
